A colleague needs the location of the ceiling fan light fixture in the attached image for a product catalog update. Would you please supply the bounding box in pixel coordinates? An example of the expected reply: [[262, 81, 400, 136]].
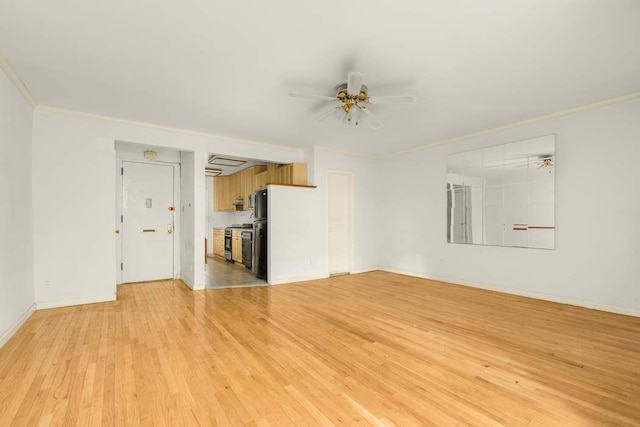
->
[[290, 70, 415, 130]]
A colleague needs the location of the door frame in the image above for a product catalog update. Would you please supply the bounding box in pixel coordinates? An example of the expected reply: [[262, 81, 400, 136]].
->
[[116, 159, 181, 284], [326, 170, 354, 275]]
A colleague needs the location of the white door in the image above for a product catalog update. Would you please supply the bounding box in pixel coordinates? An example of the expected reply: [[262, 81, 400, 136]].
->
[[328, 172, 352, 275], [122, 161, 175, 282]]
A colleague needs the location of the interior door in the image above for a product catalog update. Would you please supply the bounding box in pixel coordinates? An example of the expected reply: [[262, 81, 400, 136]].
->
[[122, 161, 175, 282], [328, 172, 352, 275]]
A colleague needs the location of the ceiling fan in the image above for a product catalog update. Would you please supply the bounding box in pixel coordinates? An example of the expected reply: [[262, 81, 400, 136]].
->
[[536, 156, 554, 171], [289, 71, 416, 129]]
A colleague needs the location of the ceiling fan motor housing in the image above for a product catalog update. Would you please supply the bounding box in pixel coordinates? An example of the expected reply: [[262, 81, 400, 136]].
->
[[335, 83, 369, 112]]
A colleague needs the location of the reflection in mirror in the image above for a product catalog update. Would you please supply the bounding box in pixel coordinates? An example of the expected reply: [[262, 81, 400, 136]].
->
[[446, 135, 555, 249]]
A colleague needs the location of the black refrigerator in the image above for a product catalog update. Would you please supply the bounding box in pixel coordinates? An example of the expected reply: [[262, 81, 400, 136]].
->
[[253, 189, 267, 280]]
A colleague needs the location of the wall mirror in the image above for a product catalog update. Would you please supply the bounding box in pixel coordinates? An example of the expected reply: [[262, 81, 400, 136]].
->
[[446, 135, 555, 249]]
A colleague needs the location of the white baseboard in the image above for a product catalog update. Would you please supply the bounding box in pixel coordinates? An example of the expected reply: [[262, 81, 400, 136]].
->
[[380, 268, 640, 318], [269, 274, 330, 286], [0, 303, 36, 349], [36, 294, 116, 310], [351, 267, 378, 275], [269, 268, 378, 285]]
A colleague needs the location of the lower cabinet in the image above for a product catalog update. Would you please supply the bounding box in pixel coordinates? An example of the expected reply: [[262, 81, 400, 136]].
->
[[232, 230, 243, 263], [213, 229, 225, 257]]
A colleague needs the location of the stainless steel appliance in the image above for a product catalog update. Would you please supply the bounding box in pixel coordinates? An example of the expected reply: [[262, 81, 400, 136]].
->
[[224, 228, 233, 262], [253, 189, 267, 280], [241, 230, 253, 269]]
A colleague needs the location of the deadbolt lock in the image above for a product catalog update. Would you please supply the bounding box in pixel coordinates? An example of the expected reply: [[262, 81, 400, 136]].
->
[[167, 224, 173, 234]]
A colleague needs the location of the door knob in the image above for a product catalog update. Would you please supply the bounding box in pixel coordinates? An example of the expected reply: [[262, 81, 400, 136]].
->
[[167, 224, 173, 234]]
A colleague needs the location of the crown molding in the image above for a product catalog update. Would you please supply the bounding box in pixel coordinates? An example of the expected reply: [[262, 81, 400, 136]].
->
[[379, 90, 640, 159], [35, 105, 303, 153], [0, 51, 37, 108], [14, 69, 640, 161]]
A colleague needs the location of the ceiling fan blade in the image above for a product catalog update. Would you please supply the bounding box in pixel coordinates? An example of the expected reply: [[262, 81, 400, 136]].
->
[[358, 107, 383, 130], [367, 95, 417, 104], [341, 110, 351, 125], [347, 71, 365, 96], [289, 93, 338, 102], [350, 107, 361, 126], [316, 105, 343, 122]]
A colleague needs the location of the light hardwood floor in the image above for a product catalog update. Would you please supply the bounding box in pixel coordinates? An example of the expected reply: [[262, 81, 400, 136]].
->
[[1, 272, 639, 425]]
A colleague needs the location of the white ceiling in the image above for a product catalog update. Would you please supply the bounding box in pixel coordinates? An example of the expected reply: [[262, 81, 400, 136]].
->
[[1, 1, 639, 156]]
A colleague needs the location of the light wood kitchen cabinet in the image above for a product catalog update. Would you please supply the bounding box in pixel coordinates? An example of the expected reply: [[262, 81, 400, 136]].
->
[[232, 230, 242, 263], [213, 163, 306, 211], [214, 176, 233, 211], [254, 170, 268, 190], [213, 229, 225, 257], [266, 163, 277, 184], [254, 163, 308, 191], [229, 172, 240, 201], [245, 165, 265, 207], [277, 163, 307, 185], [214, 165, 268, 211]]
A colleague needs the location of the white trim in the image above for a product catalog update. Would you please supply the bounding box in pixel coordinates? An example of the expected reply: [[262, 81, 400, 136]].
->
[[380, 91, 640, 159], [178, 277, 194, 289], [0, 303, 37, 349], [380, 268, 640, 318], [30, 90, 640, 161], [313, 145, 377, 159], [269, 274, 329, 285], [0, 51, 37, 108], [350, 267, 378, 275], [36, 295, 116, 310], [36, 105, 301, 153]]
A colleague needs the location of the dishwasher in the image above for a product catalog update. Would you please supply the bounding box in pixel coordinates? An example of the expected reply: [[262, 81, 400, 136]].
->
[[241, 230, 253, 269]]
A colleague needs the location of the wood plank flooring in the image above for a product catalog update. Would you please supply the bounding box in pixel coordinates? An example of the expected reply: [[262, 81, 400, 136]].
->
[[1, 271, 640, 425]]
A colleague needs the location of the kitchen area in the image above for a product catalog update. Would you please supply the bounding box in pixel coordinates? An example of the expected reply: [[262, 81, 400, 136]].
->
[[205, 155, 308, 288]]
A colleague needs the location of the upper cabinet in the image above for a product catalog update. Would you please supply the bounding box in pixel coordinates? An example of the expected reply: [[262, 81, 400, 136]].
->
[[254, 162, 307, 190], [214, 163, 308, 212], [213, 165, 266, 212], [213, 175, 231, 211], [275, 163, 308, 186]]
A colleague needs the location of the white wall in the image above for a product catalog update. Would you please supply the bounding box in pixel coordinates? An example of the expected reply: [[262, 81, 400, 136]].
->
[[378, 98, 640, 315], [25, 91, 640, 316], [268, 185, 327, 284], [266, 147, 379, 285], [312, 148, 379, 274], [0, 68, 35, 345], [31, 109, 303, 306], [180, 151, 197, 288], [205, 176, 214, 253]]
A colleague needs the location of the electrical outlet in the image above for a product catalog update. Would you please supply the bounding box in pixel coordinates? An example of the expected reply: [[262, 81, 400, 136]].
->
[[44, 280, 51, 288]]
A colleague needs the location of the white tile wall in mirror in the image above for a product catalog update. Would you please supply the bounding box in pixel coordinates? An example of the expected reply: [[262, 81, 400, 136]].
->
[[446, 135, 555, 249]]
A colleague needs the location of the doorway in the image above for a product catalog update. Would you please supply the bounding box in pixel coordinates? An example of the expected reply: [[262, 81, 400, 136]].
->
[[328, 171, 353, 275], [121, 161, 177, 283]]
